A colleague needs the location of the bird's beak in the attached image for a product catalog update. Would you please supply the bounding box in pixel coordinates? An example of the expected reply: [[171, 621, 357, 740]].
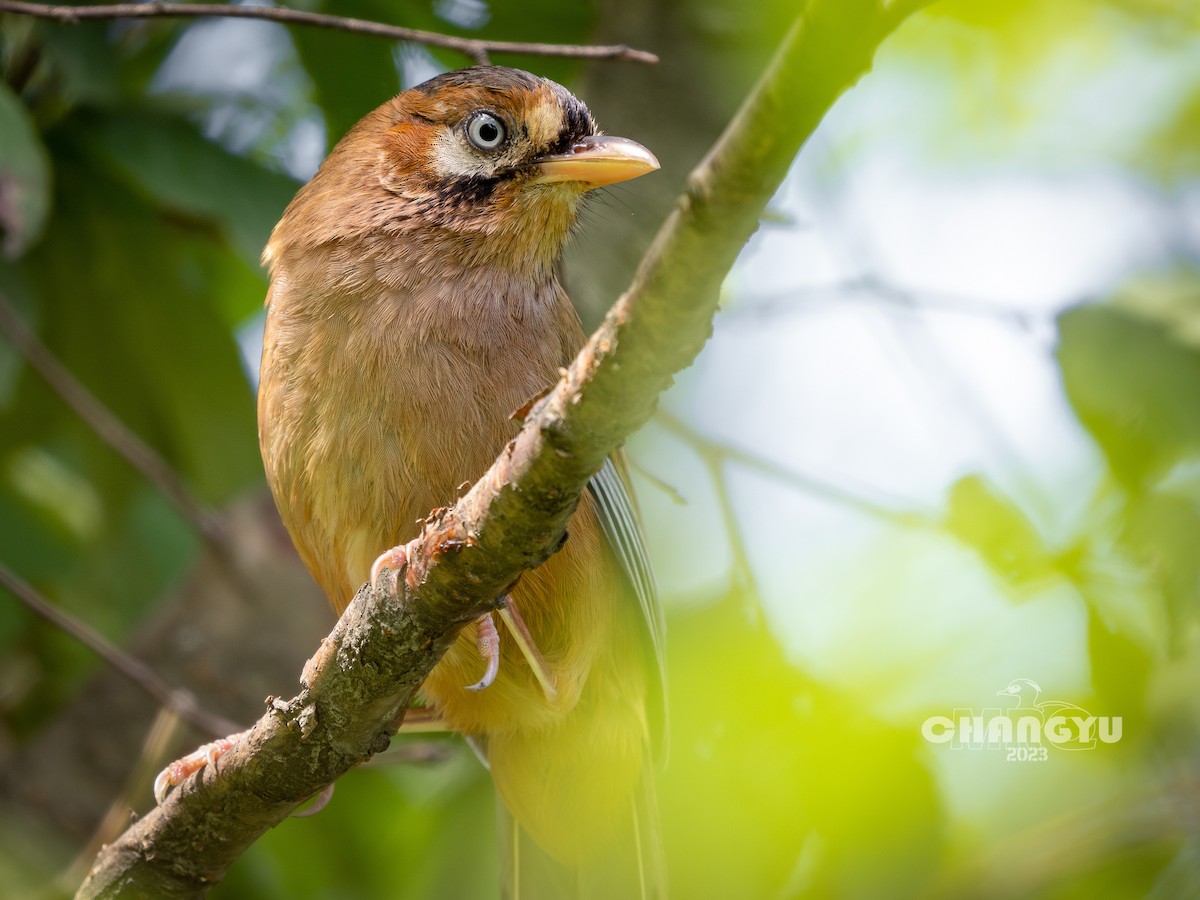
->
[[533, 135, 660, 188]]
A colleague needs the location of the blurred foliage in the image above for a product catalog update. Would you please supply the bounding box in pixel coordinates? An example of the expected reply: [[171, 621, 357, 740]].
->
[[659, 592, 941, 899], [0, 81, 49, 258], [220, 748, 500, 899], [1058, 304, 1200, 488], [0, 0, 1198, 898]]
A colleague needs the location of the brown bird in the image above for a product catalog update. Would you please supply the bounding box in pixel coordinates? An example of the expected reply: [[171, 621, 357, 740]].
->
[[258, 66, 665, 897]]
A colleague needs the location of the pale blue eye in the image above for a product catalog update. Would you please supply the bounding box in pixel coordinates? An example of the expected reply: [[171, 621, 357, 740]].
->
[[466, 112, 507, 151]]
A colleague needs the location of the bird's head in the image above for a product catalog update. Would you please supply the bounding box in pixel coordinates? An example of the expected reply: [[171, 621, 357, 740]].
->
[[267, 66, 658, 281], [997, 679, 1042, 706]]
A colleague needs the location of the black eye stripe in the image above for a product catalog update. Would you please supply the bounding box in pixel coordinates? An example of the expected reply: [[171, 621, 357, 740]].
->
[[430, 174, 500, 208], [420, 164, 522, 202]]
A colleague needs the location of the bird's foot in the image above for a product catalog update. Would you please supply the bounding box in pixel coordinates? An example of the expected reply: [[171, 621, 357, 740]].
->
[[291, 782, 337, 818], [497, 596, 558, 703], [370, 544, 409, 594], [153, 735, 238, 804], [509, 385, 555, 423], [466, 612, 500, 691]]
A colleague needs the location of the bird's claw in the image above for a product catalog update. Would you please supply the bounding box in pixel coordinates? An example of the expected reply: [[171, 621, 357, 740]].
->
[[370, 544, 409, 594], [466, 612, 500, 691], [153, 736, 236, 804]]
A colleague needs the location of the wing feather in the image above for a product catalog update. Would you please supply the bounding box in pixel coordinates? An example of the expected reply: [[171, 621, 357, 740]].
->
[[587, 456, 667, 747]]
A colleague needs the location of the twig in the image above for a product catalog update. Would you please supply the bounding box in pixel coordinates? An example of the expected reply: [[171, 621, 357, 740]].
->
[[724, 277, 1046, 331], [0, 0, 659, 66], [653, 407, 939, 622], [0, 559, 240, 738], [654, 409, 940, 530], [61, 706, 192, 892], [654, 414, 762, 602], [76, 1, 933, 896], [0, 293, 226, 548], [626, 456, 687, 506]]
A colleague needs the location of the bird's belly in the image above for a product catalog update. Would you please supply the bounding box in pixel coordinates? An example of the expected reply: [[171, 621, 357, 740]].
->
[[266, 324, 617, 734]]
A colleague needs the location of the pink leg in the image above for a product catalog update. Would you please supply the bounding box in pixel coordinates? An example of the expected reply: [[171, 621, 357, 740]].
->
[[465, 612, 500, 691], [291, 782, 337, 818]]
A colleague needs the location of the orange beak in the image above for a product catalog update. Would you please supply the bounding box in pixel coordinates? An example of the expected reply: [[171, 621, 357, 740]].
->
[[533, 135, 660, 188]]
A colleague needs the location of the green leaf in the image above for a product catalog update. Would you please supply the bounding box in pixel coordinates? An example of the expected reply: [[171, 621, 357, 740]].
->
[[75, 107, 300, 273], [1057, 303, 1200, 487], [32, 17, 182, 109], [1124, 491, 1200, 647], [0, 265, 39, 409], [32, 20, 123, 108], [1088, 609, 1152, 745], [660, 592, 940, 898], [943, 474, 1057, 590], [14, 141, 262, 504], [0, 82, 51, 259]]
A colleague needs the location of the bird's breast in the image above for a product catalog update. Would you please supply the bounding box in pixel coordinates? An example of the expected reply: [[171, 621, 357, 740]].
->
[[259, 265, 580, 611]]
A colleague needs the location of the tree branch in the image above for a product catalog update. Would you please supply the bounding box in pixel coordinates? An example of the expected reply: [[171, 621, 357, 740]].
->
[[75, 1, 930, 896], [0, 560, 241, 738], [654, 409, 940, 529], [0, 293, 226, 549], [0, 0, 659, 66]]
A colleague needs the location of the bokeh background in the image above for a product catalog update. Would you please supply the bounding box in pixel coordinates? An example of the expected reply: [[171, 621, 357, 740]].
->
[[2, 0, 1199, 896]]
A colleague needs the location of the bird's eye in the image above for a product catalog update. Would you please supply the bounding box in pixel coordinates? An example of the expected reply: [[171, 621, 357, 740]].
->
[[465, 111, 507, 152]]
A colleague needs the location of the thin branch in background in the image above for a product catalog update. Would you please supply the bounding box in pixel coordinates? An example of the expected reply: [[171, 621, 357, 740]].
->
[[0, 293, 226, 550], [863, 276, 1048, 332], [662, 418, 761, 604], [709, 453, 760, 607], [61, 705, 192, 892], [0, 559, 240, 738], [725, 277, 1048, 332], [626, 456, 688, 506], [861, 271, 1058, 522], [831, 225, 1058, 521], [723, 272, 1059, 518], [0, 0, 659, 66], [654, 408, 941, 531]]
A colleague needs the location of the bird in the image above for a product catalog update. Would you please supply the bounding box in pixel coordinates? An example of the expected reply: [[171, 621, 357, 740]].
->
[[996, 679, 1095, 749], [256, 66, 665, 897]]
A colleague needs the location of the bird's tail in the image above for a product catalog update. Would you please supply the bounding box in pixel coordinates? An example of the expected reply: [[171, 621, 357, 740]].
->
[[499, 760, 665, 900]]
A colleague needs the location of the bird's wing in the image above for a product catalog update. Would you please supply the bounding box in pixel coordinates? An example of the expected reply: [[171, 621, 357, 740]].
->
[[587, 455, 667, 747]]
